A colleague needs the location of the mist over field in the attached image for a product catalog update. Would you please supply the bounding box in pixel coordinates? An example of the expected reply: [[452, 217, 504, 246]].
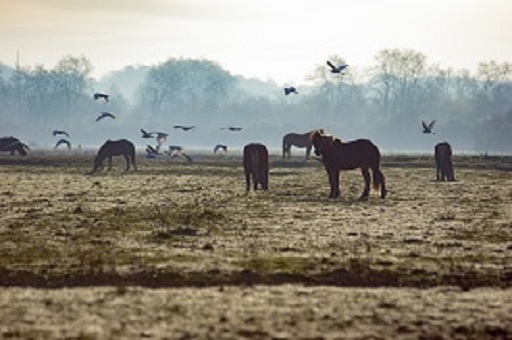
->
[[0, 50, 511, 154]]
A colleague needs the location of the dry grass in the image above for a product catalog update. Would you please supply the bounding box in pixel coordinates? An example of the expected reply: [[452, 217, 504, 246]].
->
[[0, 152, 511, 338]]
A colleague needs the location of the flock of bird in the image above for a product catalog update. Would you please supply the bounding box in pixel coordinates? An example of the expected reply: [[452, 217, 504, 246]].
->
[[284, 60, 349, 96], [50, 61, 437, 154]]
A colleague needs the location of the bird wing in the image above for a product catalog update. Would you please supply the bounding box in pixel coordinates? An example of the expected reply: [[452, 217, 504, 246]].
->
[[326, 61, 336, 70], [428, 120, 436, 129], [421, 121, 428, 130]]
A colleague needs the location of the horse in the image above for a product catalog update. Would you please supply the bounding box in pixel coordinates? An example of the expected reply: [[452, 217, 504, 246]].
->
[[90, 139, 137, 174], [282, 129, 323, 159], [311, 130, 387, 200], [435, 142, 455, 181], [0, 136, 29, 156], [243, 143, 269, 191]]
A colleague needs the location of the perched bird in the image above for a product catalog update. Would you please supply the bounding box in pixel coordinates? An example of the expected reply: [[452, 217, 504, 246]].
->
[[166, 146, 192, 162], [141, 129, 155, 139], [54, 138, 71, 149], [95, 112, 116, 122], [284, 87, 298, 95], [173, 125, 195, 131], [422, 120, 436, 134], [326, 60, 349, 74], [214, 144, 228, 154], [52, 130, 69, 137], [221, 127, 243, 132], [145, 144, 160, 158], [93, 92, 109, 102]]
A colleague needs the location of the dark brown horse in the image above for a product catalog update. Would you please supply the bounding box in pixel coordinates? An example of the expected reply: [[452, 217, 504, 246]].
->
[[0, 136, 29, 156], [435, 142, 455, 181], [243, 143, 269, 191], [90, 139, 137, 173], [311, 130, 386, 200]]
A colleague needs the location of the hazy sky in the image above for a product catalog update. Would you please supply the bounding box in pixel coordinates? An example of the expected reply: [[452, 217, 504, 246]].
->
[[0, 0, 511, 84]]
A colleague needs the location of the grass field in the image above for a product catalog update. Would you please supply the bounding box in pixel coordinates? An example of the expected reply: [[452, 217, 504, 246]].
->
[[0, 152, 511, 338]]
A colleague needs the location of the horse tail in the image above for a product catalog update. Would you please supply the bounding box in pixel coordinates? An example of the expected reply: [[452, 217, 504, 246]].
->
[[282, 136, 288, 158], [372, 167, 387, 198], [372, 167, 381, 190]]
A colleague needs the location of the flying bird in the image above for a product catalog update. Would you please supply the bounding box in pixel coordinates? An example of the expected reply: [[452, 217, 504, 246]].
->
[[54, 138, 71, 149], [154, 132, 168, 152], [52, 130, 69, 137], [141, 129, 155, 139], [214, 144, 228, 154], [221, 127, 243, 132], [422, 120, 436, 134], [95, 112, 116, 122], [93, 92, 109, 102], [173, 125, 195, 131], [284, 87, 298, 95], [326, 61, 349, 74]]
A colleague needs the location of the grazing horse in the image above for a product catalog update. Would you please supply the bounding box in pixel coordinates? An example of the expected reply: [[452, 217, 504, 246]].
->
[[435, 142, 455, 181], [0, 136, 29, 156], [311, 130, 386, 200], [90, 139, 137, 173], [282, 129, 323, 159], [243, 143, 269, 191]]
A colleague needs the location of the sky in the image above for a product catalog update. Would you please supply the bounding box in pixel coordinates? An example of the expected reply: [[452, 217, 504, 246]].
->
[[0, 0, 511, 84]]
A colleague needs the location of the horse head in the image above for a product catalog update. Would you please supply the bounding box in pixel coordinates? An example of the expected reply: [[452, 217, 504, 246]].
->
[[311, 130, 336, 156]]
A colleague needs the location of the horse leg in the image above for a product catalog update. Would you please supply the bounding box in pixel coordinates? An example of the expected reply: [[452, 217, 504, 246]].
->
[[105, 156, 112, 171], [253, 172, 259, 190], [327, 168, 340, 198], [132, 155, 137, 171], [305, 146, 311, 160], [123, 155, 130, 172], [360, 168, 371, 200], [375, 168, 387, 198], [245, 172, 251, 191]]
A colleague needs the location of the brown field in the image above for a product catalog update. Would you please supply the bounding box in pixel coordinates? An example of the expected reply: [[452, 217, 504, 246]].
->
[[0, 152, 511, 339]]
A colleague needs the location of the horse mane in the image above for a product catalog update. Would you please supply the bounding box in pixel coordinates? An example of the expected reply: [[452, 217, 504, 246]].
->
[[310, 129, 338, 146]]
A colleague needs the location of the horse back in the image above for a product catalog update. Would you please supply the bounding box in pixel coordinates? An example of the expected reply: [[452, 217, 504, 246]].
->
[[99, 139, 135, 157], [435, 142, 452, 162], [336, 139, 381, 170], [244, 143, 269, 172], [283, 133, 312, 148]]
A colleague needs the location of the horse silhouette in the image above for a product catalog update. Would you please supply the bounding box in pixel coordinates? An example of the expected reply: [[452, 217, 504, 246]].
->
[[90, 139, 137, 174], [282, 129, 323, 159], [311, 130, 386, 200], [0, 136, 29, 156], [243, 143, 269, 191], [435, 142, 455, 181]]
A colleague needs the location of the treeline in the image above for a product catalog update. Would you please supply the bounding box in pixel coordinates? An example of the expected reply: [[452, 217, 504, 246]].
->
[[0, 49, 511, 152]]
